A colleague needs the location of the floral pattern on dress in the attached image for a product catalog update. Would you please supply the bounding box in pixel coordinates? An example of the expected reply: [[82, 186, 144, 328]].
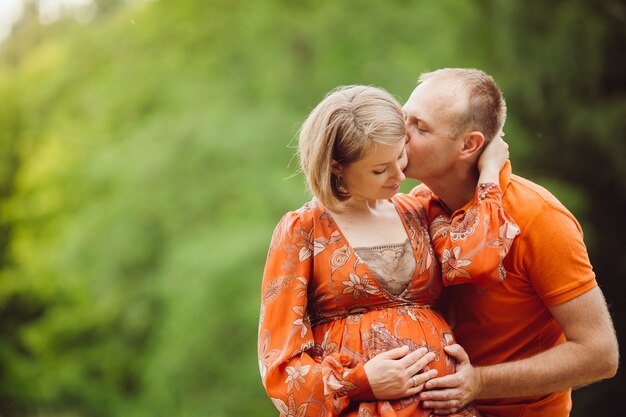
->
[[450, 205, 480, 242], [271, 395, 308, 417], [342, 273, 380, 299], [331, 245, 353, 275], [441, 247, 473, 282], [259, 330, 280, 381], [285, 361, 311, 392]]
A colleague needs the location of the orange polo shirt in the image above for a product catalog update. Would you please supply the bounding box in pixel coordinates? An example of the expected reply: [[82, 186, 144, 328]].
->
[[412, 161, 597, 417]]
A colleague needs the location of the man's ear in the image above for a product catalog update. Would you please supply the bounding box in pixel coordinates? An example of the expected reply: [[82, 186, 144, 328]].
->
[[460, 131, 485, 159], [330, 160, 342, 175]]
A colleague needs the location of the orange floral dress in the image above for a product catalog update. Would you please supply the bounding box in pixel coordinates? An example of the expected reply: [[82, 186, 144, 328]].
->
[[258, 184, 518, 417]]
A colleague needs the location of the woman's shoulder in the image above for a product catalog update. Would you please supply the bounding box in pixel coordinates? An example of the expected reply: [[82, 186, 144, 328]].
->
[[294, 198, 323, 215], [275, 198, 322, 228], [269, 199, 330, 250], [391, 192, 426, 212]]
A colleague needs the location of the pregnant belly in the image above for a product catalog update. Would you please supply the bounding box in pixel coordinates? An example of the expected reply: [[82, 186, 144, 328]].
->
[[311, 305, 457, 378]]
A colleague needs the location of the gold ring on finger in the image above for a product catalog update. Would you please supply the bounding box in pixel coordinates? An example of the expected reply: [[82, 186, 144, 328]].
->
[[411, 375, 418, 387]]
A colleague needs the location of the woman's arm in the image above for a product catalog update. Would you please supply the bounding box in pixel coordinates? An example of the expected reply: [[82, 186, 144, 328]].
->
[[259, 211, 374, 416], [416, 137, 519, 287], [476, 136, 508, 186]]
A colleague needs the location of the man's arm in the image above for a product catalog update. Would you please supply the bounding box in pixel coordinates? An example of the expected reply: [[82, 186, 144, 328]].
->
[[420, 286, 619, 414]]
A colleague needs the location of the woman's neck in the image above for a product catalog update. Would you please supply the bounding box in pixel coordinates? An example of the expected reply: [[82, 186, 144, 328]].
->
[[334, 197, 388, 216]]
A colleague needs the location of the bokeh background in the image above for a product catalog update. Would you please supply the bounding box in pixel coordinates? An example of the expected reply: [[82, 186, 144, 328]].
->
[[0, 0, 624, 416]]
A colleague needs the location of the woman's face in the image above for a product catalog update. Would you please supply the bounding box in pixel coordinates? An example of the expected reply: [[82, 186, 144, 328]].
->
[[337, 140, 407, 203]]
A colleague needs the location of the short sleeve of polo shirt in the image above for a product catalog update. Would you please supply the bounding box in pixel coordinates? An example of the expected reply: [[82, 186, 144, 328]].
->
[[522, 199, 597, 307]]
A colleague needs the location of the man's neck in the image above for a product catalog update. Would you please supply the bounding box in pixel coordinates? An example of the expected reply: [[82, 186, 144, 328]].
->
[[423, 168, 479, 213]]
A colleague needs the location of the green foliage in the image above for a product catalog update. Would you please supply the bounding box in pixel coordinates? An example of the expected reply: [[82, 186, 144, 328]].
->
[[0, 0, 623, 416]]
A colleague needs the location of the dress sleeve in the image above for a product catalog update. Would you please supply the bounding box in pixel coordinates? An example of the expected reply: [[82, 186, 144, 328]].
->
[[259, 211, 375, 417], [414, 183, 520, 287]]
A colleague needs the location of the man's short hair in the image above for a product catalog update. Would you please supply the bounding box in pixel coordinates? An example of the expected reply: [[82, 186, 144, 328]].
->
[[419, 68, 507, 143]]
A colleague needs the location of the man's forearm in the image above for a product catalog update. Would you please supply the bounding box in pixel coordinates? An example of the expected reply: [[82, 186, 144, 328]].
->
[[421, 288, 618, 413], [477, 338, 618, 399]]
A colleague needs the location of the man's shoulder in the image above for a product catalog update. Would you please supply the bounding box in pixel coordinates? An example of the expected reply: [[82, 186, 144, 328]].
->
[[506, 174, 579, 227]]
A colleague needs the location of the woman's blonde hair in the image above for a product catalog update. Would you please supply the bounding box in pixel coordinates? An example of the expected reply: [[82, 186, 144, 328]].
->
[[298, 85, 406, 212]]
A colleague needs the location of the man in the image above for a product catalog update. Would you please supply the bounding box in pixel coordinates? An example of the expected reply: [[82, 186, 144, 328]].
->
[[402, 68, 618, 417]]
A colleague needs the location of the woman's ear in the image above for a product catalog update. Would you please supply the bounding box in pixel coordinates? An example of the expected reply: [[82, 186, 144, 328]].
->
[[330, 160, 342, 175], [460, 131, 485, 158]]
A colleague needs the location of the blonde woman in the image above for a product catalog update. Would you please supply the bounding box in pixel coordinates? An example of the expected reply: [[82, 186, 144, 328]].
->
[[258, 85, 516, 417]]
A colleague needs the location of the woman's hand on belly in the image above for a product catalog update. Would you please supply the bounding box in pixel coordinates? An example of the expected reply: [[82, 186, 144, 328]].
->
[[364, 345, 438, 400]]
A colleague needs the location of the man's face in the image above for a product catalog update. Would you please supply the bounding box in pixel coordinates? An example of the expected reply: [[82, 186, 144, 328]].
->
[[402, 80, 464, 183]]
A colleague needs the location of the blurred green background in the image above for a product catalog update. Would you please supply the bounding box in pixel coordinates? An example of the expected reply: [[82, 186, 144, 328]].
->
[[0, 0, 624, 416]]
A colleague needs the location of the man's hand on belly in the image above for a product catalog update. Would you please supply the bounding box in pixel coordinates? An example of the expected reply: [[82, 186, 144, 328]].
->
[[420, 344, 482, 415]]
